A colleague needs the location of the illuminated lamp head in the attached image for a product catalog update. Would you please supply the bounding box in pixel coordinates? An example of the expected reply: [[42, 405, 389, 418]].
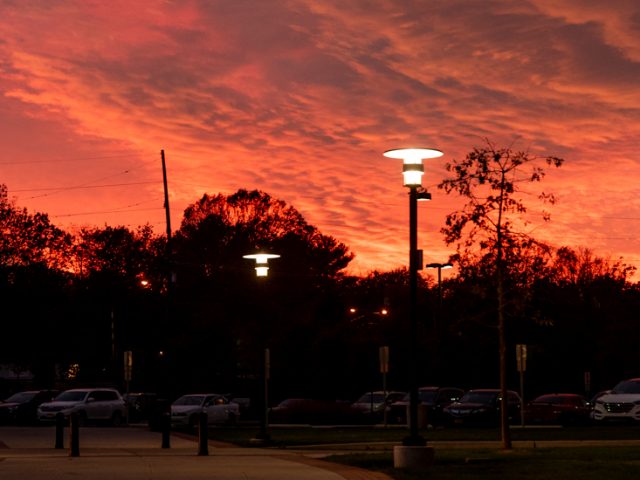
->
[[243, 252, 280, 277], [383, 147, 443, 187]]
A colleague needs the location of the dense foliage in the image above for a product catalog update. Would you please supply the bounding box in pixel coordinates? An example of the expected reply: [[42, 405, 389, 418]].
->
[[0, 184, 638, 406]]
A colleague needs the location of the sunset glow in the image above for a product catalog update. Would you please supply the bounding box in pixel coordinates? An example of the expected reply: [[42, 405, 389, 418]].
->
[[2, 1, 640, 277]]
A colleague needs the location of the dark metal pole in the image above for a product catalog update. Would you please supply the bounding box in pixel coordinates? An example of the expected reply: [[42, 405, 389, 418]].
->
[[404, 186, 425, 446], [261, 348, 271, 441], [161, 412, 171, 449], [55, 413, 64, 449], [436, 267, 443, 339], [69, 413, 80, 457], [197, 412, 209, 456]]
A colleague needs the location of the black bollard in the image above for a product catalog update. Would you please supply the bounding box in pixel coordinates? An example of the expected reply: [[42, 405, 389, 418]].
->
[[69, 412, 80, 457], [54, 413, 65, 449], [161, 412, 171, 449], [197, 411, 208, 456]]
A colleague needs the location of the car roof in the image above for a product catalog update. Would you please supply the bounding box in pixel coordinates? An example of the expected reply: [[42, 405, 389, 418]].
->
[[179, 393, 223, 397], [533, 393, 584, 399], [64, 388, 117, 392]]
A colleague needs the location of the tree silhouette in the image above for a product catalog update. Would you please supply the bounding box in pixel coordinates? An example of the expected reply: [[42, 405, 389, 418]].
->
[[439, 140, 563, 449]]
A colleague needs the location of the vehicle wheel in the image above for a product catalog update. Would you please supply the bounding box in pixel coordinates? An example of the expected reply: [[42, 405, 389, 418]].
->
[[111, 411, 123, 427]]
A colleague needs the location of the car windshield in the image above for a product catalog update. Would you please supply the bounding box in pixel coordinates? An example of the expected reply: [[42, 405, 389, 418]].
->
[[534, 395, 567, 404], [4, 392, 37, 403], [612, 380, 640, 394], [173, 395, 205, 406], [356, 393, 385, 404], [54, 391, 88, 402], [458, 391, 498, 404], [419, 391, 437, 403]]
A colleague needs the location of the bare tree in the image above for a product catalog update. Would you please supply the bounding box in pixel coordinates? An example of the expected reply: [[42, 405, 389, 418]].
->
[[439, 140, 563, 449]]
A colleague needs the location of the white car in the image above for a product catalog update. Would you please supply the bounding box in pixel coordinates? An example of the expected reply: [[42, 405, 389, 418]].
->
[[170, 394, 240, 428], [592, 378, 640, 422], [37, 388, 126, 425]]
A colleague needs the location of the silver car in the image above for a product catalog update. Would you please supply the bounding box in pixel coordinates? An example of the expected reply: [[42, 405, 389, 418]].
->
[[37, 388, 126, 426], [170, 394, 240, 428]]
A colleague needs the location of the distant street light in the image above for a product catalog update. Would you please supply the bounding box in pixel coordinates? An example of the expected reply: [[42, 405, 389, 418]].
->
[[243, 251, 279, 444], [383, 147, 443, 450]]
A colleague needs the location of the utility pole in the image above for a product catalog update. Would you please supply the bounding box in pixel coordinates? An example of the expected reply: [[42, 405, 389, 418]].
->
[[159, 150, 173, 397], [161, 150, 172, 243]]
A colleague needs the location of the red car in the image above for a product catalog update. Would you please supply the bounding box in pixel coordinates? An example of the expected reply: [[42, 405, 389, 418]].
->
[[525, 393, 591, 426]]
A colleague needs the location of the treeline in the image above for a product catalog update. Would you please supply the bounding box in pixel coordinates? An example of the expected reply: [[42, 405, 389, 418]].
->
[[0, 183, 637, 402]]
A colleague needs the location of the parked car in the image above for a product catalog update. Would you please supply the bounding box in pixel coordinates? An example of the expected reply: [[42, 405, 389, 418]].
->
[[269, 398, 359, 425], [170, 393, 240, 428], [37, 388, 126, 426], [387, 386, 464, 426], [124, 392, 165, 425], [592, 378, 640, 422], [0, 390, 58, 424], [524, 393, 591, 426], [443, 389, 521, 427], [351, 391, 406, 421]]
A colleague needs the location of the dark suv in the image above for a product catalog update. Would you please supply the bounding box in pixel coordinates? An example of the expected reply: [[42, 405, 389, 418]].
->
[[387, 386, 464, 426], [0, 390, 58, 424], [443, 389, 521, 426]]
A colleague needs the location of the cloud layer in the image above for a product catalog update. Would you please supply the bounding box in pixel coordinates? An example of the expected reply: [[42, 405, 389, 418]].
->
[[2, 0, 640, 276]]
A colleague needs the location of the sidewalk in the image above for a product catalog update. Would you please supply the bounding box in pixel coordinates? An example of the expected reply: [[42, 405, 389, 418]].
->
[[0, 426, 392, 480]]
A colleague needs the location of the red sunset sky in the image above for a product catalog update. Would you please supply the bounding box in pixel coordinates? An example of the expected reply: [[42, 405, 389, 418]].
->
[[2, 1, 639, 279]]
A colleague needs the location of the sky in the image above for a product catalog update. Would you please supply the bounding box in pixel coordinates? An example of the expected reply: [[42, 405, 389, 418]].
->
[[2, 0, 640, 279]]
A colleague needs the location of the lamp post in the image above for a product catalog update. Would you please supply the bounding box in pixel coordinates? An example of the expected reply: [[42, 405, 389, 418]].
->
[[243, 252, 280, 444], [384, 147, 443, 454], [425, 262, 453, 325]]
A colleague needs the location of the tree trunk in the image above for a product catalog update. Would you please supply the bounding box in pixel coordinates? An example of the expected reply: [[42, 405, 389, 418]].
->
[[497, 269, 511, 450]]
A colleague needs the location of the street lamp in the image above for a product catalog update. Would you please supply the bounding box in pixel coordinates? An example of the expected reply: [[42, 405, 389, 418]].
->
[[243, 251, 279, 444], [243, 253, 280, 277], [384, 147, 443, 453]]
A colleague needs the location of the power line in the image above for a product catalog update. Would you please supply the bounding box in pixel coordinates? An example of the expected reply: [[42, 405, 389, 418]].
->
[[23, 169, 147, 199], [50, 197, 164, 218], [52, 207, 162, 218], [0, 152, 153, 165], [12, 180, 157, 193]]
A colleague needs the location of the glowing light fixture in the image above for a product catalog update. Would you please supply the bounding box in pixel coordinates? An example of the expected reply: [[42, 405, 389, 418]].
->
[[383, 147, 444, 187], [426, 262, 453, 270], [243, 252, 280, 277]]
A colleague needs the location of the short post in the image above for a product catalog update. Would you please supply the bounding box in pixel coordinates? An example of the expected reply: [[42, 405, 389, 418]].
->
[[54, 413, 65, 449], [197, 412, 208, 456], [161, 412, 171, 449], [69, 412, 80, 457]]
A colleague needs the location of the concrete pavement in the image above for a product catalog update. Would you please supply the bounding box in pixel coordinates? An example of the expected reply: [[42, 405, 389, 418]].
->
[[0, 426, 392, 480]]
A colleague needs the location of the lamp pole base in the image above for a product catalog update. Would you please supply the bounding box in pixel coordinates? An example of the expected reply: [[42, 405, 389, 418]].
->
[[393, 445, 434, 470]]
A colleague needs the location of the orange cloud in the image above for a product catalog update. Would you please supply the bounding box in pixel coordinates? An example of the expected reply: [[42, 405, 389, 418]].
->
[[1, 0, 640, 277]]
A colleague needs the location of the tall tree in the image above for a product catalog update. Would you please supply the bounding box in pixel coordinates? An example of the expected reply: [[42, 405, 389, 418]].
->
[[169, 189, 353, 394], [439, 140, 563, 449], [0, 184, 72, 270]]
